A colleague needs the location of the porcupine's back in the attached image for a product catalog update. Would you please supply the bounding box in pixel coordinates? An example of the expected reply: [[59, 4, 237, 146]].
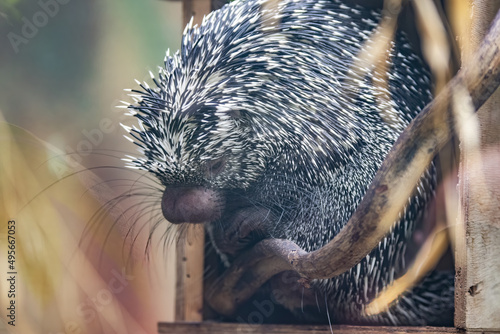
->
[[125, 0, 454, 326]]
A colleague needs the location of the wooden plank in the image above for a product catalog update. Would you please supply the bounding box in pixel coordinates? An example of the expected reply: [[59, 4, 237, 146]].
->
[[158, 323, 463, 334], [175, 224, 205, 321], [454, 0, 500, 330], [174, 0, 212, 322], [183, 0, 212, 28]]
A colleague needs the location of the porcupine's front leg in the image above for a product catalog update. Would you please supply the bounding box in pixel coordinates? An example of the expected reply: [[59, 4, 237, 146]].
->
[[208, 206, 276, 262]]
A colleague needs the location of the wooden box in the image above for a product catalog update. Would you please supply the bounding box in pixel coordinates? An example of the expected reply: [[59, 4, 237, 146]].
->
[[160, 0, 500, 332]]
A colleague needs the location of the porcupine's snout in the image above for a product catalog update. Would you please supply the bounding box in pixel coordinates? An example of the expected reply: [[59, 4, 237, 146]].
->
[[161, 186, 225, 224]]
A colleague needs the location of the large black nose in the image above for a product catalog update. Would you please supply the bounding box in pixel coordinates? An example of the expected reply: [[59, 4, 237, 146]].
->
[[161, 186, 225, 224]]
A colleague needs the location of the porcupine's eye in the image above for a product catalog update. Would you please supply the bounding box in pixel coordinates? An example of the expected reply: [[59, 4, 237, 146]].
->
[[227, 110, 241, 119], [205, 158, 226, 177]]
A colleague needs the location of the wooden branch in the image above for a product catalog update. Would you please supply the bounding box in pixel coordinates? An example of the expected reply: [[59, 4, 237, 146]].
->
[[206, 8, 500, 317]]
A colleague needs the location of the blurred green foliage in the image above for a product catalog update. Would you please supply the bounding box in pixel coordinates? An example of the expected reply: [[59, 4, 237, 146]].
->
[[0, 0, 22, 22]]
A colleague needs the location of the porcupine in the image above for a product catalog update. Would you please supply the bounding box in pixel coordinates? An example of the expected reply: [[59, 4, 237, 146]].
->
[[122, 0, 455, 326]]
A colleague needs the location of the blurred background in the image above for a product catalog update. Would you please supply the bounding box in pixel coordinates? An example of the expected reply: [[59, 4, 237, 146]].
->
[[0, 0, 184, 333], [0, 0, 182, 157]]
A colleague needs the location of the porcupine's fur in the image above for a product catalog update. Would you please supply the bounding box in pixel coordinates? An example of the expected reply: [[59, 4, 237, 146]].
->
[[122, 0, 454, 326]]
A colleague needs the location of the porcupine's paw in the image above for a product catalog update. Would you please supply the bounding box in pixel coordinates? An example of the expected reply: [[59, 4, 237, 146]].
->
[[211, 206, 275, 259], [268, 271, 327, 323]]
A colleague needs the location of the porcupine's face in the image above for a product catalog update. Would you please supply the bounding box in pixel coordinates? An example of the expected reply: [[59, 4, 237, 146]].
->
[[122, 0, 287, 229], [122, 66, 268, 225]]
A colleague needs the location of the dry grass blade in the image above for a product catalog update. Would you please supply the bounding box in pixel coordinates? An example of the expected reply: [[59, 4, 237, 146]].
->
[[0, 113, 172, 333], [364, 224, 449, 316], [413, 0, 451, 94], [349, 0, 401, 130]]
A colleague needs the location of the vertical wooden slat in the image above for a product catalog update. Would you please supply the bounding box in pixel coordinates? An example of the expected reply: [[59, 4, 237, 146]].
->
[[183, 0, 212, 28], [175, 224, 206, 321], [455, 0, 500, 330], [173, 0, 212, 322]]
